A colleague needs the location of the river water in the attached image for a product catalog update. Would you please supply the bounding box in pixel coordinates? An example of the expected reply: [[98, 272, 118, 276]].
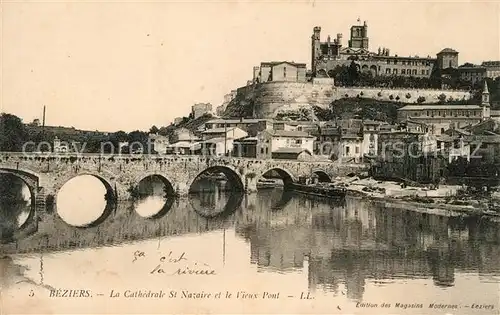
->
[[1, 174, 499, 314]]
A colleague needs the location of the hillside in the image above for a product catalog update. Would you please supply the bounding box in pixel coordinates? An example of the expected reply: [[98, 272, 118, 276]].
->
[[314, 98, 405, 124]]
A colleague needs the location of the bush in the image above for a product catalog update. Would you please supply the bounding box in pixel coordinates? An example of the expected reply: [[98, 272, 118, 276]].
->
[[417, 96, 426, 103], [406, 93, 411, 99], [389, 94, 394, 100]]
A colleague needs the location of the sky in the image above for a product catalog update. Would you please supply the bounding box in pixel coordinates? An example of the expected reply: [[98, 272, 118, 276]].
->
[[1, 1, 499, 132]]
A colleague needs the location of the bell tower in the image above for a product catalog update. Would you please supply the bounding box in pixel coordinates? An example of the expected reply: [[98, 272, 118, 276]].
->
[[348, 21, 369, 49], [482, 80, 491, 120]]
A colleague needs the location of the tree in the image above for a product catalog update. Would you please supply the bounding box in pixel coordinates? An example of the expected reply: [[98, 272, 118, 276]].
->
[[0, 113, 28, 152], [438, 93, 447, 103], [149, 125, 159, 134]]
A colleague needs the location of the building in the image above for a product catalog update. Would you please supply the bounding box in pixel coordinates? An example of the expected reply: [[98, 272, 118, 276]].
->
[[256, 129, 315, 159], [173, 117, 184, 125], [311, 22, 443, 78], [272, 148, 313, 160], [339, 134, 363, 161], [191, 103, 213, 119], [397, 105, 484, 135], [200, 127, 248, 157], [482, 61, 500, 78], [148, 134, 169, 154], [361, 120, 382, 157], [232, 137, 260, 158], [204, 118, 273, 136], [397, 81, 491, 134], [458, 65, 486, 84], [436, 48, 459, 70], [372, 130, 447, 183], [458, 61, 500, 84], [170, 128, 199, 143], [53, 136, 69, 153], [216, 90, 238, 116], [253, 61, 307, 83]]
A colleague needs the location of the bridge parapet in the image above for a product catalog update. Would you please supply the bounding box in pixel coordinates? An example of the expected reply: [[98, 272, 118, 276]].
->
[[0, 153, 368, 200]]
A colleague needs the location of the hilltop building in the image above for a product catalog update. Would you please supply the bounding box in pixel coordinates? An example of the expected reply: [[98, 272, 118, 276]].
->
[[191, 103, 213, 119], [252, 61, 307, 83], [310, 21, 458, 79], [458, 61, 500, 84]]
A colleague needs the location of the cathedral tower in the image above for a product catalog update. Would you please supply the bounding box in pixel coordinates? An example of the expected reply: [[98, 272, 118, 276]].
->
[[348, 21, 369, 49]]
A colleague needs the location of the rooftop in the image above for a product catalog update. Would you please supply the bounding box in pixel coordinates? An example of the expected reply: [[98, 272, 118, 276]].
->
[[206, 118, 272, 124], [267, 130, 315, 138], [272, 147, 312, 154], [398, 105, 481, 111], [261, 61, 307, 68], [202, 127, 240, 134], [437, 48, 459, 55]]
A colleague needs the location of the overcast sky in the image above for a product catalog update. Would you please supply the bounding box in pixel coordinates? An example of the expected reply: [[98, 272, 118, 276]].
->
[[1, 1, 499, 132]]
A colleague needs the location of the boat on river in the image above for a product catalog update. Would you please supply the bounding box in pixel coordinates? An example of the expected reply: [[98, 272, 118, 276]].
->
[[257, 178, 283, 189], [290, 182, 347, 199]]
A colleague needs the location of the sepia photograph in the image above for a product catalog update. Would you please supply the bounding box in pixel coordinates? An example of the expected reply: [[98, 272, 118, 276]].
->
[[1, 1, 500, 314]]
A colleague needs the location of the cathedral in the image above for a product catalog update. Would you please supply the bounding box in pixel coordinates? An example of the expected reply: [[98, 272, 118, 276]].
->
[[311, 21, 459, 79]]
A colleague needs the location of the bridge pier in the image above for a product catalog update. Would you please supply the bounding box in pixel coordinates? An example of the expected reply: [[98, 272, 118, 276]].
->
[[244, 176, 258, 194]]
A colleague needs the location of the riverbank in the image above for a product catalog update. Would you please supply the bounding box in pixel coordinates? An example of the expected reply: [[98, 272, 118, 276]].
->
[[321, 177, 500, 219]]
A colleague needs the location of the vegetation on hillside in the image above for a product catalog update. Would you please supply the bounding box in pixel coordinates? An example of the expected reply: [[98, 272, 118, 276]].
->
[[314, 98, 405, 124]]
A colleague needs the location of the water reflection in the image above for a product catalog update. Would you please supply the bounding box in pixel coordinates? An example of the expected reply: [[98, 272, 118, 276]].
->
[[0, 174, 32, 243], [2, 187, 500, 310], [134, 175, 174, 219]]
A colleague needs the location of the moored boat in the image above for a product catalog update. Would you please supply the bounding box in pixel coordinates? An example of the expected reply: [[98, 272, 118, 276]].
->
[[289, 182, 347, 199]]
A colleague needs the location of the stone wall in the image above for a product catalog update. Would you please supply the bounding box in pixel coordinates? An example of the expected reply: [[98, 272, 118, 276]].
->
[[224, 82, 472, 119]]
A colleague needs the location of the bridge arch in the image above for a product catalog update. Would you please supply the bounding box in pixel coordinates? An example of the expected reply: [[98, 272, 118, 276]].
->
[[188, 165, 245, 193], [0, 168, 39, 193], [312, 169, 332, 182], [135, 173, 176, 196], [259, 166, 296, 187], [54, 173, 117, 228], [55, 172, 116, 200], [0, 170, 38, 232]]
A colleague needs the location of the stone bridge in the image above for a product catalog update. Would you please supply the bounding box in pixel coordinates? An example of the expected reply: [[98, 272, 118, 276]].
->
[[0, 152, 366, 204]]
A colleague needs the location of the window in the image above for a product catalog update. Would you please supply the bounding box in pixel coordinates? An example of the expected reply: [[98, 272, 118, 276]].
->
[[386, 68, 391, 74], [355, 146, 359, 154], [407, 69, 411, 75], [402, 61, 406, 65], [413, 69, 417, 75], [402, 69, 406, 75], [426, 70, 429, 75], [393, 69, 398, 74], [260, 147, 264, 154], [421, 70, 425, 75], [295, 139, 302, 144], [284, 66, 287, 78], [393, 60, 398, 65], [346, 146, 350, 155], [449, 61, 452, 68], [387, 60, 391, 64]]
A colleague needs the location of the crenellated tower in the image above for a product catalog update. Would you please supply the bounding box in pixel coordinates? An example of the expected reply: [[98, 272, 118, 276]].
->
[[311, 26, 321, 74]]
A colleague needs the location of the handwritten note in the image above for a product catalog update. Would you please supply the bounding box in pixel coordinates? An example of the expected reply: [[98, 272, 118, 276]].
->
[[132, 250, 216, 276]]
